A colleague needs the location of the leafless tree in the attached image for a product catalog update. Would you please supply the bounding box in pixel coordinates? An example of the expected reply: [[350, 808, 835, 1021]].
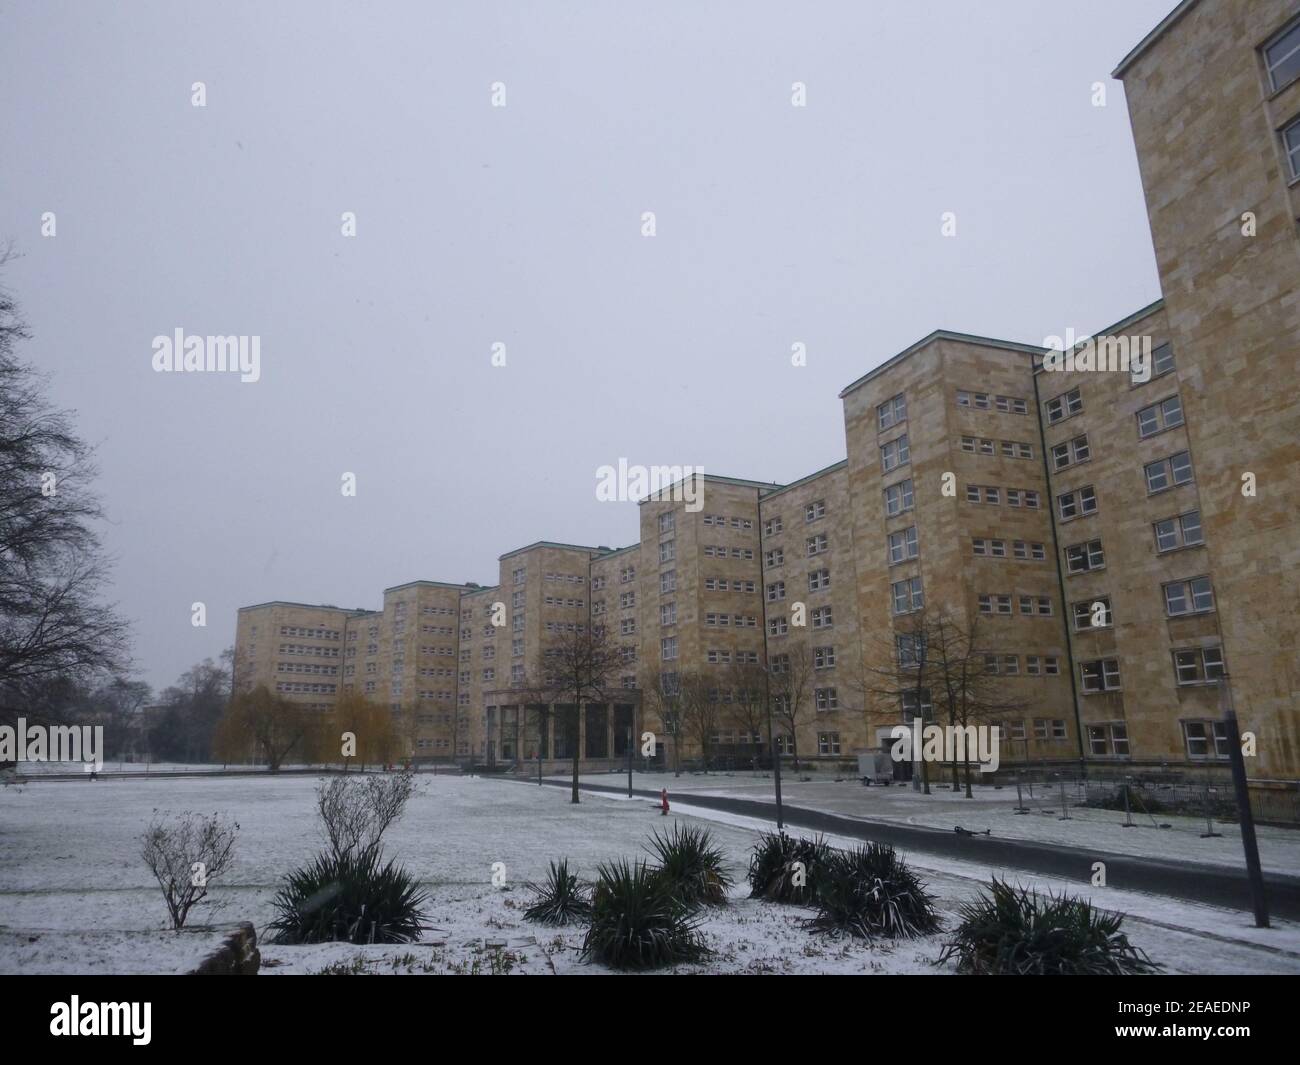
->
[[676, 671, 725, 772], [0, 249, 127, 717], [526, 623, 621, 804], [770, 643, 814, 771], [726, 660, 769, 773], [642, 670, 685, 776], [141, 811, 240, 929]]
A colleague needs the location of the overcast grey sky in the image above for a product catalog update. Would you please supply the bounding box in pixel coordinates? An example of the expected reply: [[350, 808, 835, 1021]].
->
[[1, 0, 1174, 694]]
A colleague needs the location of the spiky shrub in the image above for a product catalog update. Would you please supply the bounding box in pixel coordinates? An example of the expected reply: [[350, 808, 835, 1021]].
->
[[581, 859, 710, 971], [939, 878, 1160, 975], [746, 831, 832, 904], [805, 843, 940, 940], [523, 859, 592, 926], [646, 824, 734, 908], [268, 848, 429, 945]]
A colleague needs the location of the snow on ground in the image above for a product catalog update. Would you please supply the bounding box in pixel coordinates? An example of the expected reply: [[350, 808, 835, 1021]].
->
[[0, 772, 1297, 975], [558, 769, 1300, 875]]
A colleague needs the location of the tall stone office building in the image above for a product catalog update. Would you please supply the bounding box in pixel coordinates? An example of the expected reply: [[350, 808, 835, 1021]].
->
[[234, 0, 1300, 803]]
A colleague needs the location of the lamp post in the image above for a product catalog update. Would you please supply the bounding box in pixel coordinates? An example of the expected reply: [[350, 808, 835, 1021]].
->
[[1219, 676, 1269, 928]]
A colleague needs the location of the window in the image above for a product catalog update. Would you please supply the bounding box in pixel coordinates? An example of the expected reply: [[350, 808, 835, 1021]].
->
[[658, 512, 675, 534], [1284, 115, 1300, 180], [900, 689, 933, 721], [1018, 595, 1052, 616], [1144, 451, 1193, 493], [817, 732, 842, 756], [881, 435, 910, 472], [1164, 576, 1215, 616], [1183, 720, 1230, 760], [768, 616, 789, 637], [806, 533, 828, 556], [896, 633, 926, 667], [660, 602, 676, 626], [660, 569, 676, 594], [812, 606, 834, 629], [1057, 485, 1097, 520], [995, 395, 1028, 414], [815, 688, 838, 712], [766, 581, 786, 601], [878, 394, 907, 430], [1072, 596, 1112, 631], [805, 499, 826, 523], [1088, 723, 1129, 757], [1051, 434, 1090, 470], [765, 548, 784, 568], [978, 593, 1012, 616], [1136, 394, 1184, 438], [1045, 388, 1082, 423], [1135, 341, 1175, 383], [1174, 646, 1225, 685], [512, 567, 526, 585], [1080, 658, 1121, 693], [888, 526, 919, 564], [660, 637, 677, 661], [659, 539, 675, 564], [884, 479, 914, 516], [1001, 440, 1033, 459], [956, 390, 990, 410], [808, 568, 831, 592], [764, 516, 783, 536], [814, 646, 836, 669], [1264, 16, 1300, 92], [1065, 539, 1105, 574], [892, 577, 924, 614], [1154, 510, 1204, 553]]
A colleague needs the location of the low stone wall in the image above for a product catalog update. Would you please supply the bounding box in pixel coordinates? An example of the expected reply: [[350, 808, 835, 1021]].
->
[[191, 922, 260, 975]]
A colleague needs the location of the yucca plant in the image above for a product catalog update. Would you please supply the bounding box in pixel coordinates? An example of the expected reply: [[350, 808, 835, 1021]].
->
[[268, 848, 429, 945], [645, 824, 734, 908], [939, 877, 1160, 974], [746, 831, 832, 904], [805, 843, 940, 940], [523, 858, 592, 926], [581, 859, 710, 970]]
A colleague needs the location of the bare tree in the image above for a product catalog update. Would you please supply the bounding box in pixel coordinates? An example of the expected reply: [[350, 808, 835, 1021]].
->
[[853, 606, 1024, 797], [642, 670, 684, 777], [527, 623, 621, 804], [676, 671, 724, 772], [141, 812, 240, 929], [0, 250, 127, 713], [726, 660, 769, 773], [853, 606, 939, 793], [770, 643, 815, 772]]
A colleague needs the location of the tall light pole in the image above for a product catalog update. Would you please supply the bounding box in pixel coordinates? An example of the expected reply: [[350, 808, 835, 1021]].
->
[[1219, 676, 1268, 928]]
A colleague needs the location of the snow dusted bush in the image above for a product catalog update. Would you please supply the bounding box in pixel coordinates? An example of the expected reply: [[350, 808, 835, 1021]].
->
[[140, 811, 239, 930]]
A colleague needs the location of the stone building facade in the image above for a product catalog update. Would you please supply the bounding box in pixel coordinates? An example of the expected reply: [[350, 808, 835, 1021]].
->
[[233, 0, 1299, 792]]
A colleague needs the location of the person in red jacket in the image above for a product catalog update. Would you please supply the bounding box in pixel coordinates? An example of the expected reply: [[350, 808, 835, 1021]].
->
[[660, 788, 669, 816]]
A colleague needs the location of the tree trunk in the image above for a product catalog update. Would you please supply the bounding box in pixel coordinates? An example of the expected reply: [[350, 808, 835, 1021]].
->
[[963, 755, 973, 798], [571, 706, 580, 804]]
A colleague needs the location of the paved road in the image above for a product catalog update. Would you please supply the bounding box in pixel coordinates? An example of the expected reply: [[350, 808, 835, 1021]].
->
[[541, 777, 1300, 920]]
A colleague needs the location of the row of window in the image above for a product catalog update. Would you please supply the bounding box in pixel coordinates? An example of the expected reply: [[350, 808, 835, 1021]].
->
[[957, 390, 1028, 414], [960, 436, 1034, 459], [972, 538, 1046, 561], [277, 643, 340, 658]]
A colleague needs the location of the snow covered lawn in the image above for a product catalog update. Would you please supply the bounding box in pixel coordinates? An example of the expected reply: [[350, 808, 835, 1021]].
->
[[1, 772, 1297, 975]]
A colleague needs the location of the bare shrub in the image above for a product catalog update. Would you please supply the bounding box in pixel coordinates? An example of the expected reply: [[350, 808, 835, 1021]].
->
[[315, 769, 417, 862], [140, 811, 240, 929]]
